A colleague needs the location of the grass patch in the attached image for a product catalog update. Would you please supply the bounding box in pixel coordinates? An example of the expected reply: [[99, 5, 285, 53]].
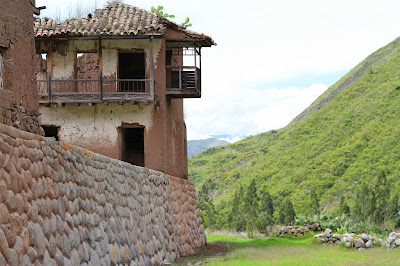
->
[[177, 234, 400, 265]]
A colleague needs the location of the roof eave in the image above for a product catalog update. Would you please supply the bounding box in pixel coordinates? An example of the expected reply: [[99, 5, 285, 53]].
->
[[34, 33, 165, 40], [161, 18, 215, 47]]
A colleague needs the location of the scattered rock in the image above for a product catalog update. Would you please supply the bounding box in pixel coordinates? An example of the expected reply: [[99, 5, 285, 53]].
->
[[353, 238, 365, 248], [275, 226, 311, 238], [366, 240, 373, 248], [315, 232, 378, 249]]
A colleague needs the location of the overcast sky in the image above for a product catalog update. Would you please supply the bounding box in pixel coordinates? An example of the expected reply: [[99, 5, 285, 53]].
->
[[37, 0, 400, 142]]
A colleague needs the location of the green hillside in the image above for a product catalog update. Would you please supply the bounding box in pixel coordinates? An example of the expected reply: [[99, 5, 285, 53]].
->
[[189, 37, 400, 230]]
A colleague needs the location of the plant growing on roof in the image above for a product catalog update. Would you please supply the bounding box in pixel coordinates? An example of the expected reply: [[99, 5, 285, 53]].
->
[[151, 5, 175, 19], [182, 17, 192, 28]]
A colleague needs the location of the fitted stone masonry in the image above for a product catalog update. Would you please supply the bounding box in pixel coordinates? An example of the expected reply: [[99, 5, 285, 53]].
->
[[0, 123, 205, 265]]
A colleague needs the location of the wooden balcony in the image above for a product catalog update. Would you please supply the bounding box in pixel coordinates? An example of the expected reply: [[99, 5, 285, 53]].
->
[[166, 66, 201, 98], [37, 79, 154, 104]]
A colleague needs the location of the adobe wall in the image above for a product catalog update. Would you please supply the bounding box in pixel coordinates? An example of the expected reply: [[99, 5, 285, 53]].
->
[[39, 102, 155, 160], [38, 37, 189, 179], [0, 0, 42, 135], [0, 123, 205, 265]]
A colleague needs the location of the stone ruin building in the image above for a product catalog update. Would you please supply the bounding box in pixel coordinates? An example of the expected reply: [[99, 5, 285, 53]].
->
[[0, 1, 213, 265], [34, 3, 215, 179]]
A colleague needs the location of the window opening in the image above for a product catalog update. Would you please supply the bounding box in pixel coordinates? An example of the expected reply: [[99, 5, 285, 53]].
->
[[166, 46, 200, 90], [76, 52, 99, 93], [36, 53, 48, 94], [42, 126, 60, 141], [74, 52, 100, 93], [118, 52, 145, 92], [120, 127, 145, 166]]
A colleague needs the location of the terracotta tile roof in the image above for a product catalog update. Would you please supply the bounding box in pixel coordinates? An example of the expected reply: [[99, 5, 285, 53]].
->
[[34, 4, 163, 37], [34, 3, 215, 46]]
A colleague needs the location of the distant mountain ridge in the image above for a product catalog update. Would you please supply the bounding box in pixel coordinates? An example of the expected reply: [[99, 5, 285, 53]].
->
[[188, 36, 400, 221], [187, 138, 229, 158]]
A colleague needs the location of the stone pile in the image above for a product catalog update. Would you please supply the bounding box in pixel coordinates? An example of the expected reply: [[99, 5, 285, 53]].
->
[[385, 232, 400, 248], [0, 123, 205, 265], [314, 229, 341, 245], [275, 226, 310, 238], [314, 230, 381, 249], [304, 223, 323, 232]]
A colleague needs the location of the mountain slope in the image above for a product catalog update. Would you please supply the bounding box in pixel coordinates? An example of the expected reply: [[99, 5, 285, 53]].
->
[[189, 37, 400, 216], [187, 138, 229, 158]]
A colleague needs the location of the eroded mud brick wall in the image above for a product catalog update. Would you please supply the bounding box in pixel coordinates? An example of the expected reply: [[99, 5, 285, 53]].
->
[[0, 123, 205, 265], [0, 0, 42, 134]]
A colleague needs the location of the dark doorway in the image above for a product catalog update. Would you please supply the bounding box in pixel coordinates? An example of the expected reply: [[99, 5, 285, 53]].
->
[[42, 126, 59, 141], [120, 127, 144, 167], [118, 52, 145, 92]]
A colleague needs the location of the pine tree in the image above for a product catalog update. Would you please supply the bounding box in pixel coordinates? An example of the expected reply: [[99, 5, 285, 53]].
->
[[245, 179, 259, 220], [228, 186, 242, 230], [245, 179, 258, 207], [353, 184, 371, 221], [285, 199, 296, 224], [278, 198, 296, 225], [373, 170, 389, 223], [232, 185, 246, 231], [387, 193, 399, 221], [260, 191, 274, 216], [310, 190, 320, 216], [339, 196, 350, 215]]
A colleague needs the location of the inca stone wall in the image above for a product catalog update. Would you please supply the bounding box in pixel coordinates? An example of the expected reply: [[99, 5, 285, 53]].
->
[[0, 123, 205, 266]]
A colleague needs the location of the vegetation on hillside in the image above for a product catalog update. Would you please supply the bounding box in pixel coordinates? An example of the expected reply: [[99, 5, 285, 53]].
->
[[189, 37, 400, 232]]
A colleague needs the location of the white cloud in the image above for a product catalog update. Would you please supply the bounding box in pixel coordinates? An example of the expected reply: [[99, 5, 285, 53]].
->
[[184, 84, 328, 140]]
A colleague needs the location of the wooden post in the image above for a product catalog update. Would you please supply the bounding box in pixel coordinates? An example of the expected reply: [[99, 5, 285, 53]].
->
[[179, 47, 182, 90], [149, 37, 155, 100], [47, 40, 53, 102], [194, 45, 197, 67], [199, 47, 201, 70], [98, 37, 103, 101], [194, 46, 197, 92], [199, 47, 202, 94]]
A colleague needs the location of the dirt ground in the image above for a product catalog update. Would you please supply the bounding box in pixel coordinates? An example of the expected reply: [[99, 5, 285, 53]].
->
[[173, 243, 236, 265]]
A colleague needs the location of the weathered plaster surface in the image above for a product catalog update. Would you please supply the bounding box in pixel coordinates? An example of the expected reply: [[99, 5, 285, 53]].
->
[[47, 39, 163, 80], [52, 49, 75, 79], [102, 49, 118, 78], [102, 39, 162, 77], [40, 102, 154, 157]]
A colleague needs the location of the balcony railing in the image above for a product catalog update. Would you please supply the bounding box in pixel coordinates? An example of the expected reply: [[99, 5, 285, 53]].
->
[[166, 66, 201, 98], [37, 79, 154, 103]]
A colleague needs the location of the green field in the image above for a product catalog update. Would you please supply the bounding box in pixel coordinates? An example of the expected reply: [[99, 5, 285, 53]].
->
[[176, 235, 400, 265]]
